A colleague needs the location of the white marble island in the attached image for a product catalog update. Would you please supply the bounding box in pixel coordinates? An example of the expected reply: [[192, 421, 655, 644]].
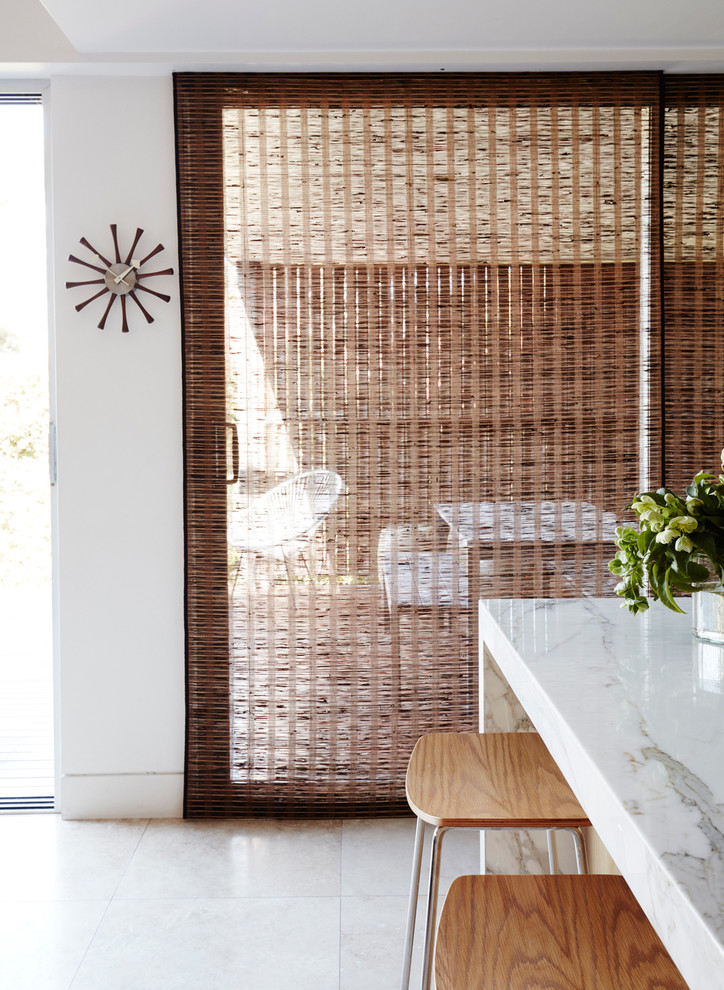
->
[[479, 597, 724, 990]]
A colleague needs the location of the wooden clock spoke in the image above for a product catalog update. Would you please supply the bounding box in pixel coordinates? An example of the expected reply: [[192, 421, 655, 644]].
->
[[136, 267, 175, 279], [138, 242, 165, 267], [75, 286, 110, 312], [68, 253, 106, 275], [135, 283, 171, 303], [97, 293, 117, 330], [66, 277, 106, 289], [110, 224, 122, 263], [129, 291, 155, 324], [79, 237, 112, 269], [120, 295, 129, 334], [124, 227, 144, 265]]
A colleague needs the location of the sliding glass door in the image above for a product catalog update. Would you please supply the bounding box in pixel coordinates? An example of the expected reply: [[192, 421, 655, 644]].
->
[[0, 94, 53, 810], [175, 73, 660, 817], [663, 77, 724, 489]]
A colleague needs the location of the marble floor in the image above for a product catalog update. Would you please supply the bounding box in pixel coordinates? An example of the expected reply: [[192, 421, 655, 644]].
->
[[0, 813, 480, 990]]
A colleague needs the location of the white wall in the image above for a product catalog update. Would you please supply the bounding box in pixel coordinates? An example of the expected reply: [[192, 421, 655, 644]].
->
[[49, 75, 185, 818]]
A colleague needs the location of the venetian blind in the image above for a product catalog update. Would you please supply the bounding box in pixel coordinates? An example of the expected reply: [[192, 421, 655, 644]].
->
[[175, 73, 661, 818]]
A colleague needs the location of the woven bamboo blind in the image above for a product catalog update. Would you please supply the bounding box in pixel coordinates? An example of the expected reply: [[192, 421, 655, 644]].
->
[[663, 76, 724, 489], [175, 73, 661, 818]]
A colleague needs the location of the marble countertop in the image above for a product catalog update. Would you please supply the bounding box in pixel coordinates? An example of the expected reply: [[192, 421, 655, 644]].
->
[[479, 597, 724, 990]]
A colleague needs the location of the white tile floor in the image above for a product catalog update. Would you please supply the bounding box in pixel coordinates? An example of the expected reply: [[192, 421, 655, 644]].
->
[[0, 814, 480, 990]]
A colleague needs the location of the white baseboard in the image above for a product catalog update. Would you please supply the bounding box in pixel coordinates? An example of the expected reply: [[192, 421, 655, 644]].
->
[[60, 772, 184, 820]]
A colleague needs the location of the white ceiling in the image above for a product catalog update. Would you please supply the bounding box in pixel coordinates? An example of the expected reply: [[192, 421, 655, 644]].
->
[[36, 0, 724, 55], [3, 0, 724, 72]]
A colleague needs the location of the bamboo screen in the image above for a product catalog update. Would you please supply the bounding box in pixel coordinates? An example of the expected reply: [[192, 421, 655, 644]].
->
[[663, 77, 724, 490], [175, 73, 661, 818]]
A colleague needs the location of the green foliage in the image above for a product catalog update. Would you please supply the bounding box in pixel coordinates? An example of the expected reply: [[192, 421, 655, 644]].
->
[[0, 358, 51, 587], [609, 451, 724, 614], [0, 326, 19, 353]]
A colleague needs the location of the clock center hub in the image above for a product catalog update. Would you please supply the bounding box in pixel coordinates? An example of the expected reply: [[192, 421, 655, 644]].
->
[[104, 263, 137, 295]]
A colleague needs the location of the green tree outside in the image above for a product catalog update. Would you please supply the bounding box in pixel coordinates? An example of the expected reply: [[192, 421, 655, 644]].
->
[[0, 328, 50, 588]]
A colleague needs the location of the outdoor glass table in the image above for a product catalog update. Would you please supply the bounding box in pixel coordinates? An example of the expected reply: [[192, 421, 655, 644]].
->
[[435, 500, 621, 599]]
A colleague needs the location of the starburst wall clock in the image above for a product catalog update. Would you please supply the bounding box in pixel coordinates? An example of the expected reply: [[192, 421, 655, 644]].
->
[[66, 224, 174, 333]]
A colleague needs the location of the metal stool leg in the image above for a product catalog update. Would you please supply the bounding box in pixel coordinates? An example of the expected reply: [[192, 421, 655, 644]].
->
[[420, 825, 447, 990], [546, 829, 559, 874], [547, 827, 587, 875], [401, 817, 426, 990], [567, 825, 588, 874]]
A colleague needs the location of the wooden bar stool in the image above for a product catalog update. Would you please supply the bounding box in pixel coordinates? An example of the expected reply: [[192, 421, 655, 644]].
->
[[401, 732, 591, 990], [435, 874, 689, 990]]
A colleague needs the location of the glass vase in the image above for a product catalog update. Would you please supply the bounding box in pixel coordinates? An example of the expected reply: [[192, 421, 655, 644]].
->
[[692, 582, 724, 645]]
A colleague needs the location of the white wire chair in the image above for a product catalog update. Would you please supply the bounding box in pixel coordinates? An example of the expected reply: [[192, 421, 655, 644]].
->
[[228, 469, 344, 597]]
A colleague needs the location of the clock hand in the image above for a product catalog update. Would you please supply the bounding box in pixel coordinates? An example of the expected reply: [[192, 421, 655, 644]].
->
[[112, 258, 141, 286], [102, 265, 131, 290], [113, 264, 135, 285]]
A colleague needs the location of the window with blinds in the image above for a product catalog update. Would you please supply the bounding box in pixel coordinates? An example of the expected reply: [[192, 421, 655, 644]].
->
[[175, 73, 661, 817]]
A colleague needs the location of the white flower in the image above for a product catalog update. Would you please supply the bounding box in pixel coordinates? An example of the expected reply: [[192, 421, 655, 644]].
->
[[656, 529, 678, 544], [669, 515, 698, 533], [640, 508, 664, 527], [675, 535, 694, 553]]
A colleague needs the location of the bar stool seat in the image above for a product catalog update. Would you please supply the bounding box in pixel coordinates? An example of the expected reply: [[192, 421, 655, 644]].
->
[[435, 874, 689, 990], [402, 732, 591, 990]]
